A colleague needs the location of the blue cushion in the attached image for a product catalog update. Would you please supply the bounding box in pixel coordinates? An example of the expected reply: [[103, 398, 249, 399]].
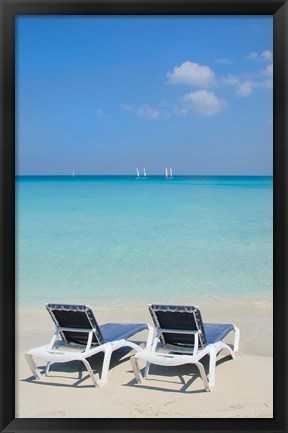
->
[[100, 323, 148, 343], [204, 323, 234, 344]]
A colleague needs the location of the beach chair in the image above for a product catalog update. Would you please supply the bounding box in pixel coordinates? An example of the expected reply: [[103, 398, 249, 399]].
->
[[25, 303, 154, 387], [130, 304, 240, 392]]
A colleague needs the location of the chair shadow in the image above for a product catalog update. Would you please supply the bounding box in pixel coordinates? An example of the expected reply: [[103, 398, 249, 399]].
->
[[123, 352, 234, 394], [21, 345, 136, 389]]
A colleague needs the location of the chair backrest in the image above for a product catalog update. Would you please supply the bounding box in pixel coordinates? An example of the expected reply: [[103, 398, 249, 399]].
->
[[46, 303, 104, 346], [148, 304, 207, 348]]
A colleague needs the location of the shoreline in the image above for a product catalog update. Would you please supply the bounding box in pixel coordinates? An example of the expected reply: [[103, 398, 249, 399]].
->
[[17, 295, 273, 356]]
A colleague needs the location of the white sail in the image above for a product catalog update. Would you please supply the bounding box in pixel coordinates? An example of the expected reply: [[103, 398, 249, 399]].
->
[[170, 168, 173, 178], [143, 168, 147, 177], [72, 169, 75, 177], [165, 167, 168, 178], [136, 167, 140, 178]]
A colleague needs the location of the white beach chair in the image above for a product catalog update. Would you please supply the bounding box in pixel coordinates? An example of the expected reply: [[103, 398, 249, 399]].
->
[[130, 304, 240, 392], [25, 303, 154, 387]]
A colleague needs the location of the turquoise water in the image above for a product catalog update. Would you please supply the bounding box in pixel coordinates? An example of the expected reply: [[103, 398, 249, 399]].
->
[[16, 176, 273, 305]]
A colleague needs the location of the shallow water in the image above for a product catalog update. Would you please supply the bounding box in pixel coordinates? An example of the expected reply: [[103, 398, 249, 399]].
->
[[16, 175, 273, 305]]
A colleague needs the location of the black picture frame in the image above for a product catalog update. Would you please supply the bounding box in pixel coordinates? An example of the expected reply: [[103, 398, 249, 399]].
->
[[0, 1, 287, 432]]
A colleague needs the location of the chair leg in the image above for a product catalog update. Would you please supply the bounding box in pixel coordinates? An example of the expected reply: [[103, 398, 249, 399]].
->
[[45, 362, 51, 376], [233, 326, 240, 352], [216, 342, 235, 359], [195, 362, 211, 392], [25, 354, 43, 380], [82, 359, 100, 387], [130, 356, 143, 383], [98, 345, 113, 386], [208, 346, 217, 387], [145, 324, 155, 349], [144, 361, 151, 379]]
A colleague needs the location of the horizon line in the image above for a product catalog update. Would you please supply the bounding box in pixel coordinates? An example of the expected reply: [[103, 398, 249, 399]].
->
[[15, 173, 273, 177]]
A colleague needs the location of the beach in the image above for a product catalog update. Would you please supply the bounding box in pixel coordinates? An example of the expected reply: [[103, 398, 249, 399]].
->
[[16, 176, 273, 418], [16, 297, 273, 418]]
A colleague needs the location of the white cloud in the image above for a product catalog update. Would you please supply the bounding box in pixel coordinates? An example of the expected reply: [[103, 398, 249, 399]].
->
[[167, 61, 216, 87], [120, 104, 133, 111], [177, 90, 228, 116], [121, 102, 169, 119], [235, 81, 253, 97], [261, 50, 273, 61], [222, 74, 240, 86], [215, 58, 231, 65], [175, 106, 189, 116], [136, 105, 161, 119], [246, 52, 259, 61], [159, 100, 168, 107], [245, 50, 273, 62], [263, 63, 273, 76], [224, 76, 255, 97], [258, 63, 273, 88], [223, 61, 273, 97]]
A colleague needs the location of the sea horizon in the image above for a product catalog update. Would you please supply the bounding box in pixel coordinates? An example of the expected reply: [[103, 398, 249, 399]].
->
[[16, 174, 273, 178]]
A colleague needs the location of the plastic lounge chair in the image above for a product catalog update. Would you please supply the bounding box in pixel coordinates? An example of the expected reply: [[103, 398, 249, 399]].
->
[[25, 303, 154, 387], [130, 304, 240, 392]]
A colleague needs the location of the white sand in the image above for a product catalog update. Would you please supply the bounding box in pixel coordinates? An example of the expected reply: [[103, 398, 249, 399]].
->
[[16, 299, 273, 418]]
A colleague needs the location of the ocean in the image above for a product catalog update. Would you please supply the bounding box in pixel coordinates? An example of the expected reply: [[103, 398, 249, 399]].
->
[[16, 175, 273, 306]]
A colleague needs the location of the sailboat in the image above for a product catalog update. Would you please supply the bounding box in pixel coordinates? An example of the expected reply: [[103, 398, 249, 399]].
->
[[143, 168, 148, 179], [136, 167, 140, 179], [165, 167, 173, 179], [72, 169, 75, 177]]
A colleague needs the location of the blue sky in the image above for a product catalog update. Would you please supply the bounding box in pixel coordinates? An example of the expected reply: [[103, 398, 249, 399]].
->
[[16, 16, 273, 175]]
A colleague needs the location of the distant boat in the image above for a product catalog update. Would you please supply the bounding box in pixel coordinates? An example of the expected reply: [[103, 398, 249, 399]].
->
[[143, 168, 148, 179], [136, 167, 140, 179], [165, 167, 173, 179], [72, 169, 75, 177]]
